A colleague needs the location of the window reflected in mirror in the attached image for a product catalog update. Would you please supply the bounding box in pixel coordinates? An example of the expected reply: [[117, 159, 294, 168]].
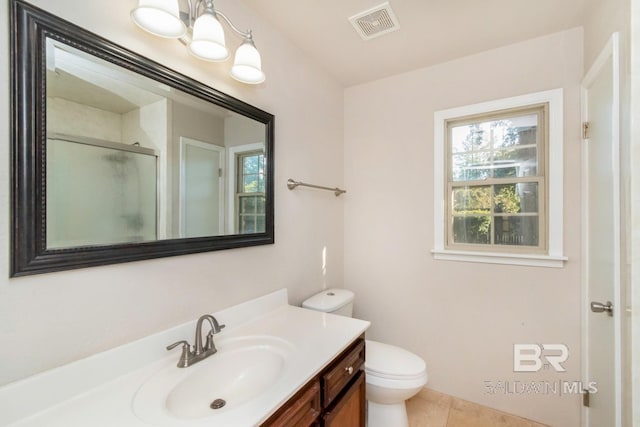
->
[[236, 150, 266, 234]]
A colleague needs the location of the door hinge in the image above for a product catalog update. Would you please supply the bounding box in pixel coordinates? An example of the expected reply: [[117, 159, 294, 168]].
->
[[583, 122, 590, 139], [582, 389, 590, 407], [218, 168, 222, 178]]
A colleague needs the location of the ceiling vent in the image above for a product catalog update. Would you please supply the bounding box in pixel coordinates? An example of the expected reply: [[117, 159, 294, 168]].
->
[[348, 2, 400, 41]]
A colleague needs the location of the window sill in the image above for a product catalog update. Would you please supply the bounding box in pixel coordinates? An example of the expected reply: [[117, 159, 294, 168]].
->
[[431, 249, 568, 268]]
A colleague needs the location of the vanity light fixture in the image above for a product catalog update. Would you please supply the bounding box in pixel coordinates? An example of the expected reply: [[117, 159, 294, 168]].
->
[[131, 0, 265, 84]]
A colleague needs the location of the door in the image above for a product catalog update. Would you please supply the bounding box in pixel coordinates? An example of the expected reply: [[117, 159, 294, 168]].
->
[[581, 33, 622, 427], [179, 137, 225, 238]]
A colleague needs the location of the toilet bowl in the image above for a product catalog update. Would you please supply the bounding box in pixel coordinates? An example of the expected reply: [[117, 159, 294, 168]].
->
[[302, 289, 428, 427], [365, 339, 427, 427]]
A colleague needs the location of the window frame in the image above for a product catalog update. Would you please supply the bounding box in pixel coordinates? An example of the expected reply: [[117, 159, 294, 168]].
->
[[235, 150, 266, 234], [432, 89, 567, 268], [226, 142, 264, 234], [445, 105, 548, 253]]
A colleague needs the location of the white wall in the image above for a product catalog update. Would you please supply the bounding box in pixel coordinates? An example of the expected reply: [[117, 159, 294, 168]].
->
[[0, 0, 344, 386], [344, 28, 584, 427], [47, 97, 122, 142], [584, 0, 631, 69], [224, 114, 265, 148], [123, 99, 171, 238], [122, 99, 169, 150]]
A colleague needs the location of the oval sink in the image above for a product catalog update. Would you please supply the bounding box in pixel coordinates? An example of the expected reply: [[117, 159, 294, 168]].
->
[[133, 335, 294, 425]]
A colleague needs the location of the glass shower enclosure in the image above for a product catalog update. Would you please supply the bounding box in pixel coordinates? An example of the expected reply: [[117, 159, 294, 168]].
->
[[46, 134, 158, 249]]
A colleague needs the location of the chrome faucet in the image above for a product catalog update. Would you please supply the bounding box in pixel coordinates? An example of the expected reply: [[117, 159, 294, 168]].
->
[[166, 314, 226, 368]]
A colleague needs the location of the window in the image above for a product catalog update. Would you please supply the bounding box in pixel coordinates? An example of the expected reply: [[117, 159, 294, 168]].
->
[[447, 106, 546, 251], [236, 151, 266, 233], [433, 89, 567, 267]]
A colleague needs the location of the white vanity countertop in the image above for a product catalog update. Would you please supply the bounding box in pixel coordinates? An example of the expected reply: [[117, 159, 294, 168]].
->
[[0, 289, 370, 427]]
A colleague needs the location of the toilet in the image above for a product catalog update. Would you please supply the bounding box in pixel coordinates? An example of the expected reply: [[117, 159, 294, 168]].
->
[[302, 289, 427, 427]]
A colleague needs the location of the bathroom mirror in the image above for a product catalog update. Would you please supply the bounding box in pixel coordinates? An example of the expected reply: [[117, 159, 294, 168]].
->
[[10, 0, 274, 276]]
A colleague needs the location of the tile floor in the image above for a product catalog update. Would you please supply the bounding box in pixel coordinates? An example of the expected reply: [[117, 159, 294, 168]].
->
[[406, 388, 550, 427]]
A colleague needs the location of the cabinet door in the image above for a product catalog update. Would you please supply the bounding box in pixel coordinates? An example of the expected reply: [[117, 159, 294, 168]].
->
[[262, 380, 321, 427], [323, 371, 365, 427]]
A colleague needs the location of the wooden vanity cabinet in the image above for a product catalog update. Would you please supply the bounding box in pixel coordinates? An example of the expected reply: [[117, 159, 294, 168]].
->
[[322, 371, 365, 427], [262, 336, 366, 427], [262, 380, 321, 427]]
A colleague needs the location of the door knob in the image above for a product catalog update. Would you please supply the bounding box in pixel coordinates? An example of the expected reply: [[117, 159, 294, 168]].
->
[[590, 301, 613, 316]]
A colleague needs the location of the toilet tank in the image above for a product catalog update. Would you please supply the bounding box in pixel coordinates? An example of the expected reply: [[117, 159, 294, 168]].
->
[[302, 288, 354, 317]]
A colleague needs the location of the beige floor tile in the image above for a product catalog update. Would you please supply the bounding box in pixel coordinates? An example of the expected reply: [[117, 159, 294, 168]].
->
[[407, 388, 451, 427], [415, 388, 453, 406], [447, 397, 535, 427], [405, 388, 549, 427]]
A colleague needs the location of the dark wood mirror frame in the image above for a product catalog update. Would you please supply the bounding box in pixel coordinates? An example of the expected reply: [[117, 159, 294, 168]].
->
[[10, 0, 275, 277]]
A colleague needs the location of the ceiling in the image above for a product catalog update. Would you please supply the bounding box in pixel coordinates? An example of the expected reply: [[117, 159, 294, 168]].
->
[[47, 43, 233, 119], [242, 0, 586, 87]]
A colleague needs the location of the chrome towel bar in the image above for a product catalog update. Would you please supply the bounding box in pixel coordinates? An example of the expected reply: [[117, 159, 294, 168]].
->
[[287, 178, 346, 197]]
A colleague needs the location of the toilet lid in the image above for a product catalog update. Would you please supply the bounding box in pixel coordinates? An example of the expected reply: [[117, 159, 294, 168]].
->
[[365, 340, 427, 380], [302, 288, 354, 312]]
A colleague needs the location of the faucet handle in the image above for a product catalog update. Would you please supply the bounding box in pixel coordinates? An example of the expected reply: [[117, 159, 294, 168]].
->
[[166, 340, 193, 368], [204, 331, 218, 353], [166, 340, 190, 351]]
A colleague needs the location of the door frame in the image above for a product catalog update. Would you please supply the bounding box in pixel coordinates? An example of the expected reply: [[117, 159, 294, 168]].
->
[[580, 32, 622, 427], [179, 136, 226, 238]]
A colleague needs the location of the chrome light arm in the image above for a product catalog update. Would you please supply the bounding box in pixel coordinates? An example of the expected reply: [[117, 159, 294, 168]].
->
[[181, 0, 252, 39], [214, 10, 252, 39], [185, 0, 194, 26]]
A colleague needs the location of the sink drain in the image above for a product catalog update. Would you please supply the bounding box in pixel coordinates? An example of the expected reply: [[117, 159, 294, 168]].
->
[[210, 398, 226, 410]]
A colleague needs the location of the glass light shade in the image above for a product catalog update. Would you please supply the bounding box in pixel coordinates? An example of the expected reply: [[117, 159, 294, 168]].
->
[[131, 0, 186, 38], [188, 13, 229, 61], [230, 41, 265, 84]]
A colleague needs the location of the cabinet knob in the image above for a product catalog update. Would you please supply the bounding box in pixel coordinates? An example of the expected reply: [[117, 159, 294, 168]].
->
[[345, 366, 354, 375]]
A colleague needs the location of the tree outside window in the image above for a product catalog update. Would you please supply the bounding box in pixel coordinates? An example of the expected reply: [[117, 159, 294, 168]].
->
[[447, 106, 546, 251]]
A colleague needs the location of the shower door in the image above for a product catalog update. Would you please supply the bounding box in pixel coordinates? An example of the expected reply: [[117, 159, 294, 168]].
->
[[46, 135, 158, 249]]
